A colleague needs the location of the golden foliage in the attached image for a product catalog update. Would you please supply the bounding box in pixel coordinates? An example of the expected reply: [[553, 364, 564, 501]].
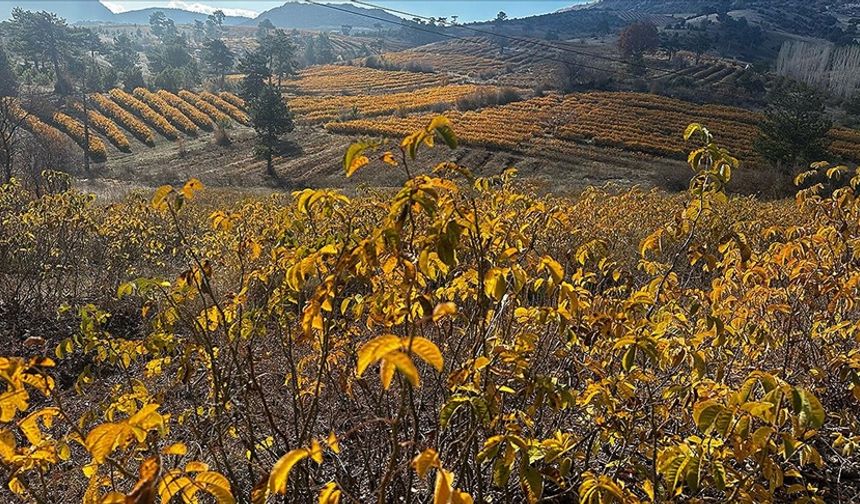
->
[[283, 65, 448, 95], [199, 91, 250, 126], [133, 88, 198, 136], [52, 111, 109, 161], [69, 101, 132, 152], [90, 93, 156, 146], [2, 117, 860, 503], [177, 90, 231, 124], [156, 89, 215, 131], [109, 88, 179, 140], [289, 84, 491, 123]]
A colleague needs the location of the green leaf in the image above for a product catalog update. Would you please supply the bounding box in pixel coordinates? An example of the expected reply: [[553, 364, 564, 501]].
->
[[792, 387, 825, 429], [427, 116, 458, 149], [343, 141, 373, 177]]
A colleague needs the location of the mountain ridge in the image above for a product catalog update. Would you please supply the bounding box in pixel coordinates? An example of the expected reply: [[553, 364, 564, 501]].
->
[[0, 1, 404, 30]]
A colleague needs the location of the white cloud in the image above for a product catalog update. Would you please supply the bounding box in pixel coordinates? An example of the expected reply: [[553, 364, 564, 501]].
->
[[165, 1, 258, 17], [101, 1, 131, 13]]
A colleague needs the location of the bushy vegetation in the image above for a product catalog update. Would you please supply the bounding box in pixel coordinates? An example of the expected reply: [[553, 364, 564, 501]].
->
[[2, 118, 860, 503]]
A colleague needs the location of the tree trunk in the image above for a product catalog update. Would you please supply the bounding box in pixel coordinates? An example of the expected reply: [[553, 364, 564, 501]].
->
[[266, 150, 274, 177], [81, 68, 91, 173]]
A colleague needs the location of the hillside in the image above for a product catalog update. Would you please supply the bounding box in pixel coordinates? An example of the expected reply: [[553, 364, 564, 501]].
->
[[0, 0, 113, 22], [252, 2, 403, 31], [0, 0, 402, 31], [111, 8, 250, 26]]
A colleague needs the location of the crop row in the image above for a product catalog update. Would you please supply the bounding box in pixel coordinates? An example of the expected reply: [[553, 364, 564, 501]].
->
[[157, 90, 215, 131], [52, 112, 109, 161], [199, 91, 250, 126], [283, 65, 448, 95], [68, 102, 131, 152], [326, 91, 860, 165], [90, 93, 156, 146], [289, 84, 490, 123], [219, 91, 245, 109], [178, 90, 231, 124], [5, 98, 69, 148], [133, 88, 198, 136], [109, 89, 179, 140]]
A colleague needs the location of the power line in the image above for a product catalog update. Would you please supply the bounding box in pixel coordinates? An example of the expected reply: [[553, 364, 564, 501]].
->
[[349, 0, 682, 77], [303, 0, 664, 81]]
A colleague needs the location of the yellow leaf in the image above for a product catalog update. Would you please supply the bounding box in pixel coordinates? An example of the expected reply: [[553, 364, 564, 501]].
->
[[380, 151, 398, 166], [85, 423, 133, 464], [344, 141, 375, 177], [195, 471, 235, 504], [432, 302, 457, 322], [380, 358, 396, 389], [346, 155, 369, 177], [185, 461, 210, 472], [452, 490, 474, 504], [309, 439, 323, 464], [18, 407, 59, 445], [412, 448, 440, 479], [162, 442, 188, 456], [356, 335, 402, 376], [268, 448, 309, 495], [404, 337, 444, 371], [383, 351, 420, 388], [326, 432, 340, 454], [0, 429, 15, 462], [151, 185, 173, 210], [157, 469, 194, 504], [128, 404, 163, 431], [181, 178, 204, 200], [126, 456, 159, 504], [484, 268, 507, 302], [319, 482, 341, 504], [541, 256, 564, 283], [8, 477, 25, 495], [100, 492, 126, 504], [434, 468, 454, 504]]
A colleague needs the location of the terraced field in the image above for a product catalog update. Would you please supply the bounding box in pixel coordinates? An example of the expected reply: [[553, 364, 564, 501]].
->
[[325, 91, 860, 168]]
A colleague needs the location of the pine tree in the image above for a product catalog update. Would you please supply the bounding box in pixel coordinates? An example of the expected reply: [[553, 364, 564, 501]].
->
[[248, 84, 294, 177]]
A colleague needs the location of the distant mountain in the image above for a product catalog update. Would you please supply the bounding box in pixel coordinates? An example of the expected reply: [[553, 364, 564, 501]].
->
[[111, 7, 250, 26], [252, 2, 403, 31], [0, 0, 114, 23], [0, 1, 403, 31]]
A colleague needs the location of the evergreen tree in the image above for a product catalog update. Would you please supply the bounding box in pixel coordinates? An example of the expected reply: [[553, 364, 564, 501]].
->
[[248, 84, 294, 177], [238, 47, 271, 101], [755, 80, 832, 174], [202, 38, 234, 90], [0, 45, 18, 97], [7, 9, 86, 95]]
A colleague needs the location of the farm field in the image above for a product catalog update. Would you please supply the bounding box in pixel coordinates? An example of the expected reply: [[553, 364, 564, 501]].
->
[[13, 89, 251, 163], [324, 90, 860, 169]]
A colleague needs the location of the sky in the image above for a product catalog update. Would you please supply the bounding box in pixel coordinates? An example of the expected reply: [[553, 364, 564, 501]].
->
[[99, 0, 585, 22]]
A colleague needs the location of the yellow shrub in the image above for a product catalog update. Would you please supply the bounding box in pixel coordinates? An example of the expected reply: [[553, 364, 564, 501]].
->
[[178, 90, 231, 124], [199, 91, 250, 126], [69, 102, 131, 152], [157, 90, 214, 131], [109, 88, 179, 140], [52, 111, 109, 161], [90, 93, 155, 146], [4, 98, 67, 147], [218, 91, 245, 109], [133, 87, 198, 136]]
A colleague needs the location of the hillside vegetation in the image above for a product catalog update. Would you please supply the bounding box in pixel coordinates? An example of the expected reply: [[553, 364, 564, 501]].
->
[[2, 118, 860, 503]]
